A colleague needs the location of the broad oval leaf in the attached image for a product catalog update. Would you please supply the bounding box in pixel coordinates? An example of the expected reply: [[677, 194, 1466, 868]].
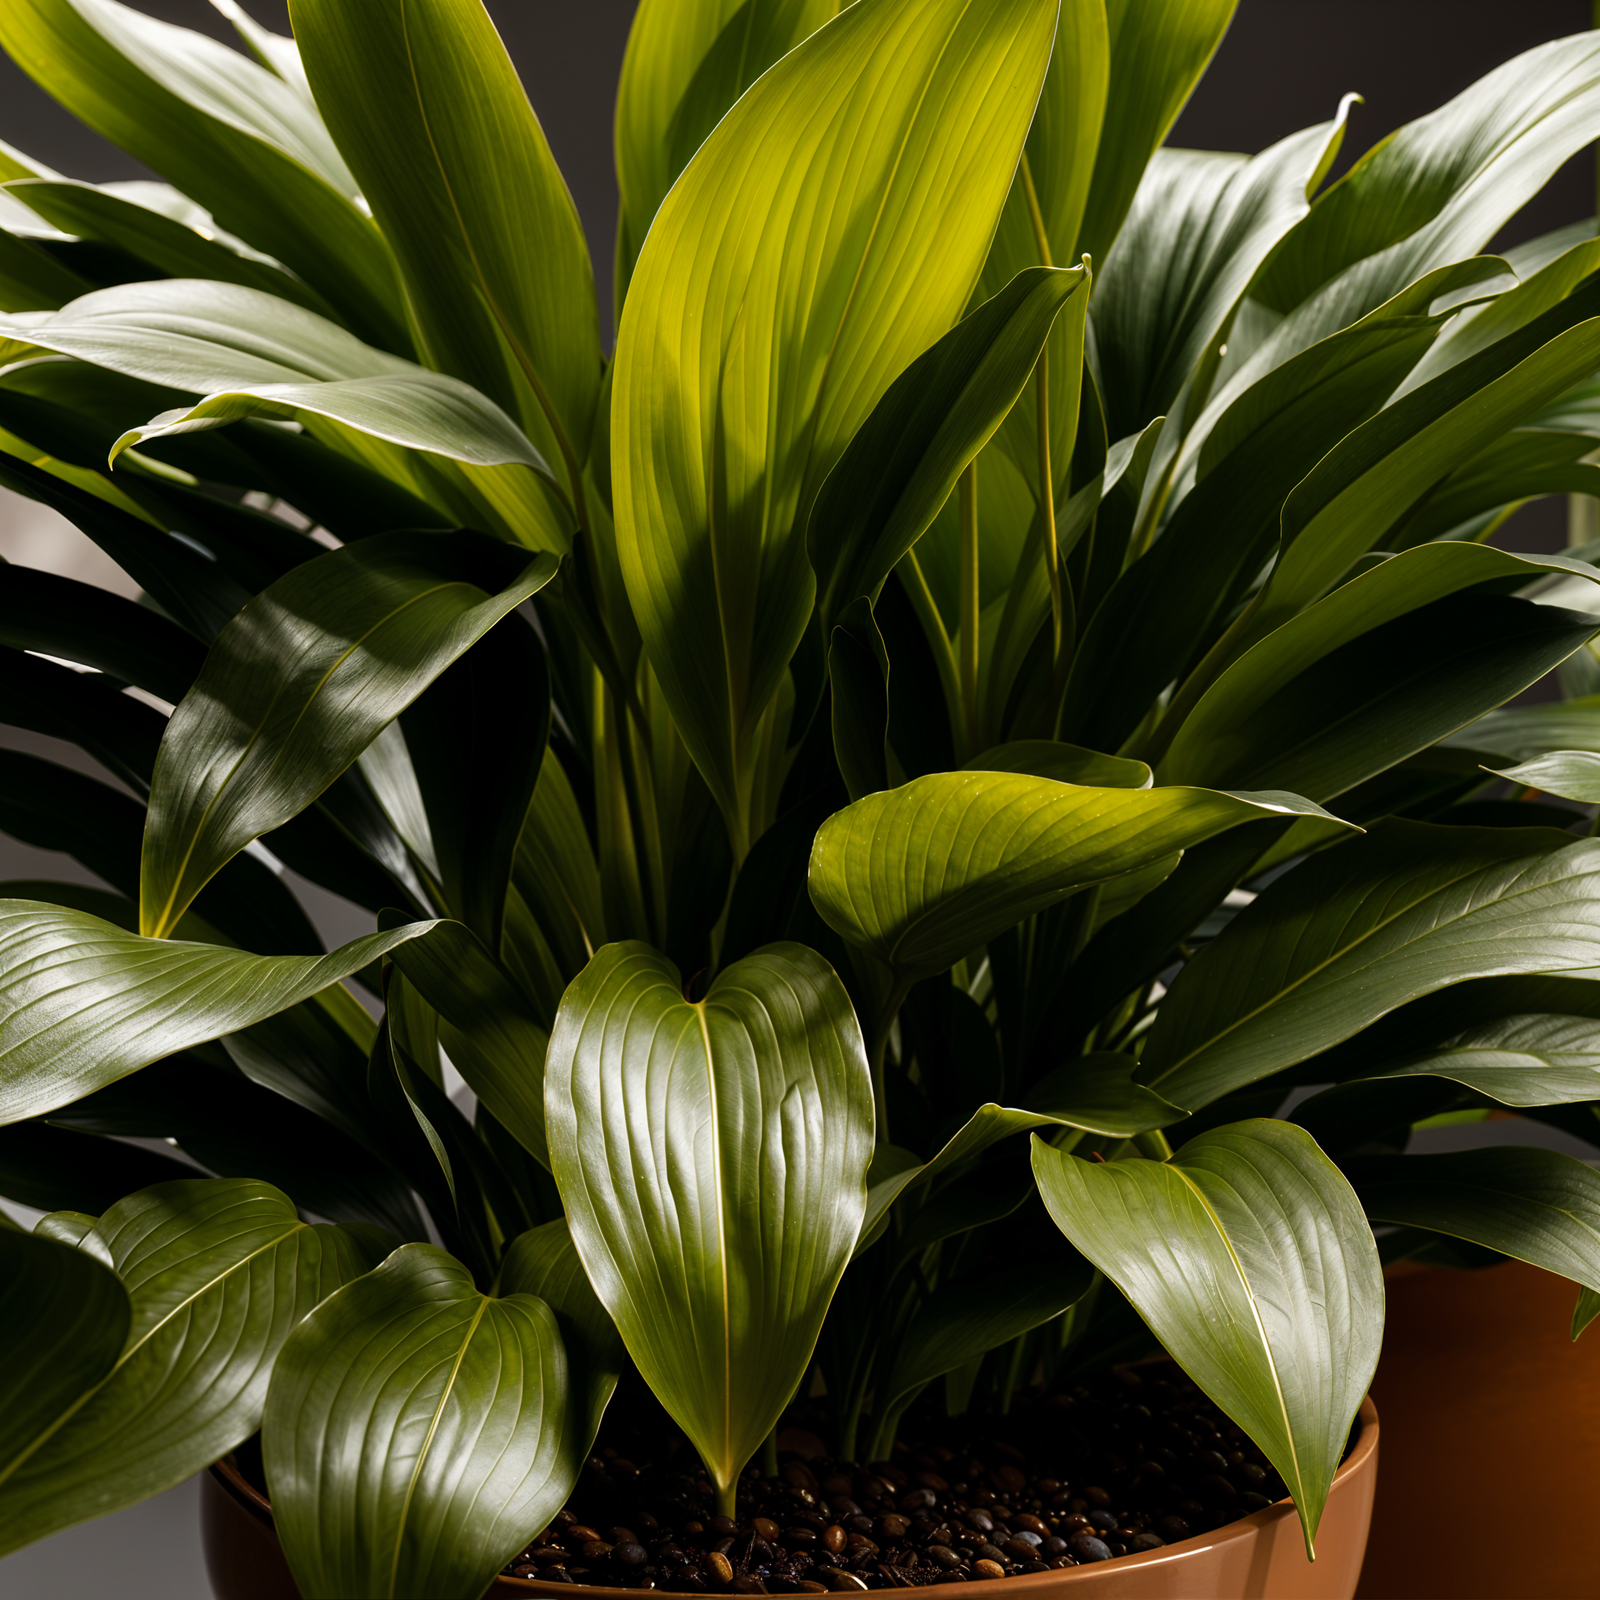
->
[[1032, 1119, 1383, 1557], [545, 941, 873, 1505], [264, 1242, 581, 1600], [290, 0, 603, 483], [1362, 1014, 1600, 1106], [0, 899, 436, 1123], [611, 0, 1059, 825], [0, 1178, 370, 1558], [807, 771, 1343, 979], [139, 531, 556, 937], [1142, 822, 1600, 1113]]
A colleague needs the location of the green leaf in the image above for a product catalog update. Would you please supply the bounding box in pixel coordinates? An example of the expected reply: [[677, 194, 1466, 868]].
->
[[289, 0, 603, 491], [0, 0, 406, 349], [807, 771, 1344, 980], [963, 740, 1152, 789], [1158, 544, 1600, 800], [0, 898, 435, 1124], [1355, 1014, 1600, 1107], [1252, 281, 1600, 633], [1450, 695, 1600, 763], [830, 597, 891, 802], [1032, 1119, 1382, 1556], [139, 531, 556, 937], [809, 265, 1089, 630], [874, 1243, 1094, 1426], [500, 1220, 625, 1449], [208, 0, 313, 99], [0, 1228, 130, 1538], [1575, 1286, 1600, 1341], [614, 0, 842, 307], [1141, 823, 1600, 1113], [1490, 748, 1600, 802], [264, 1243, 581, 1600], [1355, 1147, 1600, 1306], [1256, 33, 1600, 317], [545, 941, 872, 1506], [0, 1121, 200, 1214], [611, 0, 1059, 829], [4, 178, 336, 314], [0, 1178, 370, 1559], [1091, 104, 1352, 440], [1074, 0, 1238, 267], [857, 1058, 1185, 1252], [385, 916, 553, 1168], [0, 222, 94, 312], [0, 281, 553, 488]]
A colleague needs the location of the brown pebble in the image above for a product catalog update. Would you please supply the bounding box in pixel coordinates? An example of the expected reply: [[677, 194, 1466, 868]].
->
[[914, 1471, 949, 1492], [822, 1526, 846, 1554], [752, 1518, 781, 1542], [1084, 1487, 1111, 1508], [581, 1541, 612, 1561], [845, 1536, 878, 1554], [822, 1476, 853, 1496], [608, 1527, 638, 1545], [898, 1488, 935, 1513], [730, 1580, 766, 1594], [786, 1527, 818, 1546], [972, 1560, 1006, 1581], [568, 1526, 602, 1545], [822, 1572, 867, 1593], [705, 1551, 734, 1586], [1011, 1514, 1047, 1536], [963, 1510, 993, 1534], [929, 1547, 961, 1569], [876, 1515, 909, 1541], [783, 1461, 821, 1494], [992, 1465, 1026, 1494], [798, 1586, 828, 1596]]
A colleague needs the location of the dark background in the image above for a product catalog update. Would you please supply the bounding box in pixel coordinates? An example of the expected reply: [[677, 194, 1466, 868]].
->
[[0, 5, 1594, 1597]]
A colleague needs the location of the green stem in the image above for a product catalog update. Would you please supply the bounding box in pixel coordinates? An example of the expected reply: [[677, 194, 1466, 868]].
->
[[1019, 153, 1055, 269], [868, 981, 912, 1147], [899, 548, 963, 740], [1133, 1129, 1174, 1161], [959, 460, 980, 755], [715, 1479, 738, 1520], [760, 1427, 780, 1480], [1036, 343, 1063, 666]]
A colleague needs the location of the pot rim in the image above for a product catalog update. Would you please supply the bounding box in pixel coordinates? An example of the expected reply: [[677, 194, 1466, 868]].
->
[[209, 1394, 1377, 1598]]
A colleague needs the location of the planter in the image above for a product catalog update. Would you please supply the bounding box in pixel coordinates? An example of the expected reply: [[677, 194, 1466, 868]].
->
[[1356, 1260, 1600, 1600], [203, 1396, 1377, 1600]]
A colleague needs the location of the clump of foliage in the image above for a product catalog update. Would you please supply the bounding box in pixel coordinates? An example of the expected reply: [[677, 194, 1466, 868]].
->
[[3, 2, 1600, 1595]]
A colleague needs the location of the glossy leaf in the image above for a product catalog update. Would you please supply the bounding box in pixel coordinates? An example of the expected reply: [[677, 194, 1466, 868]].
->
[[500, 1220, 625, 1447], [807, 771, 1344, 979], [611, 0, 1058, 824], [1075, 0, 1238, 267], [1142, 823, 1600, 1112], [829, 598, 890, 803], [0, 1227, 129, 1533], [1490, 749, 1600, 802], [1033, 1119, 1382, 1556], [290, 0, 603, 484], [613, 0, 841, 305], [963, 740, 1151, 789], [265, 1243, 581, 1600], [1159, 544, 1600, 799], [139, 531, 556, 937], [1257, 32, 1600, 316], [1356, 1147, 1600, 1306], [546, 941, 872, 1506], [1091, 104, 1351, 440], [0, 898, 434, 1123], [0, 282, 551, 486], [809, 264, 1089, 630], [0, 1178, 371, 1558], [0, 0, 405, 348], [385, 916, 553, 1167]]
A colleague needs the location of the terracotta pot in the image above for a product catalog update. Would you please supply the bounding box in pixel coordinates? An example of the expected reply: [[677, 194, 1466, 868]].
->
[[203, 1395, 1377, 1600], [1356, 1259, 1600, 1600]]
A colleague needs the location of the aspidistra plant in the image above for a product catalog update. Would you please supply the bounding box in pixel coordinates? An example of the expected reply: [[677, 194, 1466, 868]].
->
[[3, 1, 1600, 1594]]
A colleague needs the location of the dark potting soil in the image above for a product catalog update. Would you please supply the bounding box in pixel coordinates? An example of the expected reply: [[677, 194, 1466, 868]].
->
[[499, 1365, 1298, 1591]]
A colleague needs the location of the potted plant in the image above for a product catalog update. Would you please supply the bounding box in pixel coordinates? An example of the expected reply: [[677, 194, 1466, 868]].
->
[[2, 1, 1599, 1597]]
